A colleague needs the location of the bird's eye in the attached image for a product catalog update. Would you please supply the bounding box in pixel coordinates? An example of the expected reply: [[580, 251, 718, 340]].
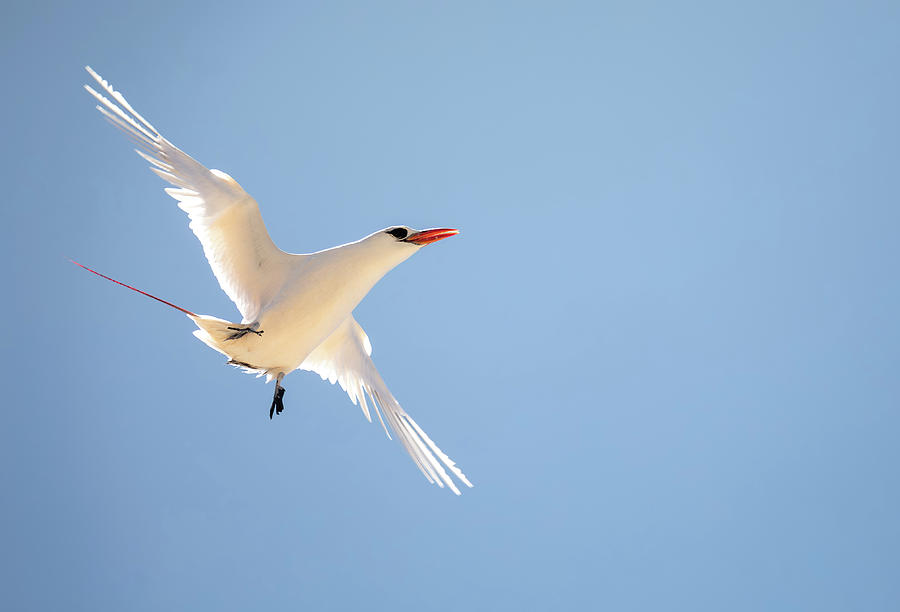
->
[[387, 227, 408, 240]]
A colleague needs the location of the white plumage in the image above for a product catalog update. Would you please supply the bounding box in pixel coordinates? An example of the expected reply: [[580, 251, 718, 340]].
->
[[82, 67, 472, 495]]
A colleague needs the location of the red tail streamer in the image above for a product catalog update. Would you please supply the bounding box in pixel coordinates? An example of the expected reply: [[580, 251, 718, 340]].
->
[[71, 259, 196, 317]]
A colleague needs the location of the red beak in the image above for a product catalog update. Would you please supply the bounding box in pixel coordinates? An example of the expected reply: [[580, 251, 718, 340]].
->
[[405, 227, 459, 246]]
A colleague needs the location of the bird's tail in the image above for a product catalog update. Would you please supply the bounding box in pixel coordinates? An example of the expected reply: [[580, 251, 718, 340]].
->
[[71, 260, 253, 365]]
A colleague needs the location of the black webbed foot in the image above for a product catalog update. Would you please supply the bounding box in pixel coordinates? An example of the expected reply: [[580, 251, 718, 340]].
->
[[226, 325, 264, 340], [269, 383, 286, 419]]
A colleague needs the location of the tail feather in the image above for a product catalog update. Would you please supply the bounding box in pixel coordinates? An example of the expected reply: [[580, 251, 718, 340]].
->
[[71, 260, 261, 373], [190, 315, 251, 352], [70, 260, 195, 316], [190, 316, 271, 379]]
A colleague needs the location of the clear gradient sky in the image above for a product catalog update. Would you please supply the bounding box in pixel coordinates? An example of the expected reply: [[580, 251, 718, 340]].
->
[[3, 1, 899, 610]]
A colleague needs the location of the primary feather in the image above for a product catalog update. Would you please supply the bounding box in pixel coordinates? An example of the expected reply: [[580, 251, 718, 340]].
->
[[85, 66, 291, 324]]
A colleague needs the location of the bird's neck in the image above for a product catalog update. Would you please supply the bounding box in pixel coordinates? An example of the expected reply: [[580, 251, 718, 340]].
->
[[308, 238, 413, 303]]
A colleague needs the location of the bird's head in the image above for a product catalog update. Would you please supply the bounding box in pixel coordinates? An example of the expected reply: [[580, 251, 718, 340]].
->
[[362, 225, 460, 260], [381, 226, 460, 247], [345, 226, 459, 279]]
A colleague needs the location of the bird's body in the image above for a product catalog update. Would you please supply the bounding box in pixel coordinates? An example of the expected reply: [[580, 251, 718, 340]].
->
[[193, 232, 417, 378], [80, 67, 472, 494]]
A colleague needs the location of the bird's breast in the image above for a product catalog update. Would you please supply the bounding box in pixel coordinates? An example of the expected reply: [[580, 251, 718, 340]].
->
[[237, 263, 379, 372]]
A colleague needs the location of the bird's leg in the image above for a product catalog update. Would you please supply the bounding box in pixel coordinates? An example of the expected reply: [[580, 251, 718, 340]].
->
[[226, 322, 264, 340], [269, 372, 286, 419]]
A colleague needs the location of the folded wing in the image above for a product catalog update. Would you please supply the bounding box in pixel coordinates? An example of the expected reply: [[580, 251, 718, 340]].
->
[[301, 317, 473, 494], [84, 66, 291, 323]]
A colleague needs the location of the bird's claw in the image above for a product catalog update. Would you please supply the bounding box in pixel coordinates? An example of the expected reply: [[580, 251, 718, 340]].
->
[[269, 383, 286, 419], [226, 325, 264, 340]]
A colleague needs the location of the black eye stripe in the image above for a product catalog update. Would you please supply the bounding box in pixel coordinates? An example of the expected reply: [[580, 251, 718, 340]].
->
[[387, 227, 409, 239]]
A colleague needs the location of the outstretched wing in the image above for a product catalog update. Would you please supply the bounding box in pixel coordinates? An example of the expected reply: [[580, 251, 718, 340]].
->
[[301, 317, 473, 495], [84, 66, 292, 323]]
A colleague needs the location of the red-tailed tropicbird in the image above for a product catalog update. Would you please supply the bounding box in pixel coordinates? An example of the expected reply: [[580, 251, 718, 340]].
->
[[78, 67, 472, 494]]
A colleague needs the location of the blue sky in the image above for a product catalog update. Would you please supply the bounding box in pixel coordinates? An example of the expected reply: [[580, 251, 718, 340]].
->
[[2, 1, 899, 610]]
